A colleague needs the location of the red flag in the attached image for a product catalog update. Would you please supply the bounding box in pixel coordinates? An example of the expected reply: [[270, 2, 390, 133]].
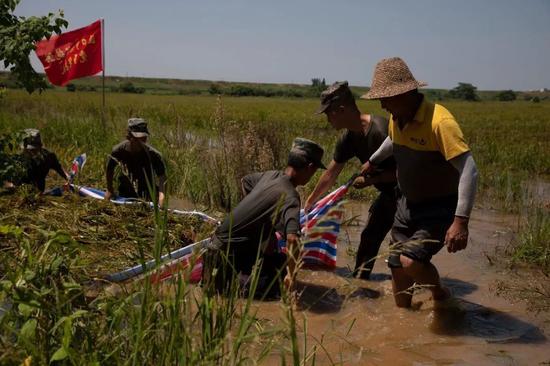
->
[[35, 20, 102, 86]]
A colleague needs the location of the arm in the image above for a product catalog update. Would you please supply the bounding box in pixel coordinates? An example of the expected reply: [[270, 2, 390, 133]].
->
[[241, 172, 263, 197], [50, 154, 69, 181], [304, 160, 345, 209], [450, 152, 478, 218], [445, 152, 478, 252], [105, 157, 116, 201], [360, 136, 393, 175], [149, 151, 167, 207], [157, 174, 166, 207]]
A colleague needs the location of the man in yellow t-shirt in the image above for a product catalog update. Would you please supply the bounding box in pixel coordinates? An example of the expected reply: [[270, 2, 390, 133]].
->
[[361, 57, 479, 308]]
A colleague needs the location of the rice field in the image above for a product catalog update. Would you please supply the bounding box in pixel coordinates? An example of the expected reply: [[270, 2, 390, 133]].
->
[[0, 89, 549, 364]]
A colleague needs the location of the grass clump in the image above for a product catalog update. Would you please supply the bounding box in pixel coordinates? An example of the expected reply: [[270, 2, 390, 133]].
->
[[0, 187, 215, 279], [512, 205, 550, 272], [0, 188, 318, 365]]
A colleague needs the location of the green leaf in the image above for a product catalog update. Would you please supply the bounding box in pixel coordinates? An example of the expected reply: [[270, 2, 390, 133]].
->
[[51, 316, 68, 334], [50, 346, 68, 363], [62, 281, 81, 290], [19, 318, 37, 342], [40, 286, 52, 296], [0, 280, 13, 291], [69, 309, 88, 319], [18, 303, 34, 317], [0, 224, 23, 236], [23, 270, 36, 281], [49, 256, 63, 273]]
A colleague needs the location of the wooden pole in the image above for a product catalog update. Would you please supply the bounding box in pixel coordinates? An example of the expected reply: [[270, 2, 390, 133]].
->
[[101, 18, 106, 130]]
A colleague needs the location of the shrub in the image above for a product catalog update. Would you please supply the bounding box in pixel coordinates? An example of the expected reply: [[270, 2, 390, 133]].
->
[[496, 90, 516, 101], [119, 81, 144, 94], [0, 131, 27, 184], [447, 82, 479, 101], [208, 83, 222, 95]]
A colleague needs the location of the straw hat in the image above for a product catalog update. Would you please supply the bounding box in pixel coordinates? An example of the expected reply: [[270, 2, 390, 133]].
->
[[361, 57, 427, 100]]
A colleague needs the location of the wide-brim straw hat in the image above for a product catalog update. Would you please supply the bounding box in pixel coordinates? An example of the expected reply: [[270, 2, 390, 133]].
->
[[361, 57, 427, 100]]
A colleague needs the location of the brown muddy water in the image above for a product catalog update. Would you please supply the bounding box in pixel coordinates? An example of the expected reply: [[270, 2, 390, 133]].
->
[[254, 202, 550, 365]]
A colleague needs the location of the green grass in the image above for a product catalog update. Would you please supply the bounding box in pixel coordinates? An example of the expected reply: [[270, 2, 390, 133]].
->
[[0, 89, 549, 363], [0, 187, 311, 365], [1, 89, 548, 208]]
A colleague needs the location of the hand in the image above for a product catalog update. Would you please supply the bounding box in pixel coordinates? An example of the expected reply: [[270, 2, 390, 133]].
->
[[158, 192, 165, 208], [445, 216, 469, 253], [104, 190, 113, 201], [352, 175, 375, 189], [359, 160, 376, 177]]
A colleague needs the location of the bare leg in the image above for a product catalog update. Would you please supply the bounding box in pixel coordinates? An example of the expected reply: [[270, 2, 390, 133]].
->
[[391, 267, 415, 308], [400, 255, 449, 301]]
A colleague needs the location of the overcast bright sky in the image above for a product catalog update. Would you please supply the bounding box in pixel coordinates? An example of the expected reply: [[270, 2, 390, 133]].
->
[[15, 0, 550, 90]]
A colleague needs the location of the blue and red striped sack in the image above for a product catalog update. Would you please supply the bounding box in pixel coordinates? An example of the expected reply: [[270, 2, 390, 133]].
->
[[279, 181, 350, 269], [68, 153, 87, 182], [107, 182, 351, 283]]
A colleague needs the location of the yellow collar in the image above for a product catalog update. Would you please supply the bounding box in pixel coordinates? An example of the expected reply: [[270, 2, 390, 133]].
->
[[411, 96, 431, 124], [391, 96, 431, 127]]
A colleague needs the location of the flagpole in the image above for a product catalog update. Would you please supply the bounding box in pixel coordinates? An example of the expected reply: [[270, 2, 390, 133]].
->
[[101, 18, 106, 130]]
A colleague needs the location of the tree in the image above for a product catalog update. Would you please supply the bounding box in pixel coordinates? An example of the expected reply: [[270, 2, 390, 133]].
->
[[120, 81, 136, 93], [310, 78, 326, 88], [310, 77, 327, 97], [208, 83, 222, 95], [447, 82, 479, 101], [496, 90, 516, 101], [0, 0, 68, 93]]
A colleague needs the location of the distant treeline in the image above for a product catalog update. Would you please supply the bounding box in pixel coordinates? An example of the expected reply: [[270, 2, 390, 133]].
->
[[0, 71, 548, 102]]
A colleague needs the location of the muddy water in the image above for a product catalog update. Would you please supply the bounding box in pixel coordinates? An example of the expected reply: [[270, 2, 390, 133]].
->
[[255, 202, 549, 365]]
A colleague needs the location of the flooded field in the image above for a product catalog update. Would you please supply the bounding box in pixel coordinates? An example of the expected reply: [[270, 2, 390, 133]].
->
[[252, 202, 549, 365], [1, 92, 548, 364]]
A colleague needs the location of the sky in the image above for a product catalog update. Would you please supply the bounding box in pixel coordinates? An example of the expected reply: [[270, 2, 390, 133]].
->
[[14, 0, 550, 90]]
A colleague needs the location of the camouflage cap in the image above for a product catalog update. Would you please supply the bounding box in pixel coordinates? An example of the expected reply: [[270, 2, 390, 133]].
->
[[316, 81, 354, 114], [23, 128, 42, 150], [127, 118, 149, 138], [290, 137, 326, 169]]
